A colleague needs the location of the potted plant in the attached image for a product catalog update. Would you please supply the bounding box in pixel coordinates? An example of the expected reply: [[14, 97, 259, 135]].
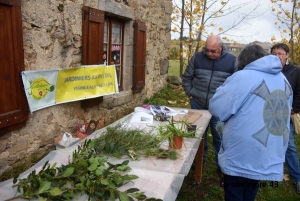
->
[[158, 116, 197, 150]]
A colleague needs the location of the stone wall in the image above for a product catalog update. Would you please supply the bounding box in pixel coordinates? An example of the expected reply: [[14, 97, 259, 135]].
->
[[0, 0, 172, 176]]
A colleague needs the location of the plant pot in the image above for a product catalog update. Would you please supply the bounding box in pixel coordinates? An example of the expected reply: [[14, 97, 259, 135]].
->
[[169, 136, 183, 149]]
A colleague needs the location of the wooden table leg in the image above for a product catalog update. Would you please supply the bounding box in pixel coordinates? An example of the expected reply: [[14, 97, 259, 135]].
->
[[194, 135, 205, 182]]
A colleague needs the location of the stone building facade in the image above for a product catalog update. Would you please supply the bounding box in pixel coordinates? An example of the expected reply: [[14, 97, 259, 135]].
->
[[0, 0, 172, 176]]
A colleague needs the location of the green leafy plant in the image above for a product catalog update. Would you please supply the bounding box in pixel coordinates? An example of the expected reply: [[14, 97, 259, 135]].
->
[[155, 117, 197, 159], [92, 122, 197, 161], [157, 117, 196, 140], [6, 140, 161, 201], [93, 124, 170, 160]]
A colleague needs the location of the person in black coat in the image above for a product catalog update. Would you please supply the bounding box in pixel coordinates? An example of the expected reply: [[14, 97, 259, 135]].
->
[[271, 43, 300, 193], [182, 35, 237, 174]]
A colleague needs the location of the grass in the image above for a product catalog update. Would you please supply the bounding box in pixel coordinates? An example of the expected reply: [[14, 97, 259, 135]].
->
[[176, 133, 300, 201], [168, 60, 181, 76], [168, 59, 190, 76], [144, 86, 190, 108], [148, 85, 300, 201]]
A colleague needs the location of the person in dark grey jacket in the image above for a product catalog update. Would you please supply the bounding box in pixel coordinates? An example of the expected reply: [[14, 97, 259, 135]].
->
[[182, 35, 237, 170], [271, 43, 300, 193]]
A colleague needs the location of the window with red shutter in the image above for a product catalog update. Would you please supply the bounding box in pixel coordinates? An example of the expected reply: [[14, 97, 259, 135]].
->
[[82, 7, 147, 105], [0, 0, 29, 135], [132, 20, 146, 93]]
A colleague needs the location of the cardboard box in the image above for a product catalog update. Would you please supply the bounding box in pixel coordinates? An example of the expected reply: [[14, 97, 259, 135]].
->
[[173, 111, 202, 124]]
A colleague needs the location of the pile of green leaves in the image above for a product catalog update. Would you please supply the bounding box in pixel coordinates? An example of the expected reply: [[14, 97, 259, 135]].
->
[[7, 140, 161, 201], [93, 124, 171, 160]]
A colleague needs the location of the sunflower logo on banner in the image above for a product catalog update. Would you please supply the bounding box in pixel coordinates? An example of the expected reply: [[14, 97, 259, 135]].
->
[[28, 78, 55, 100], [22, 70, 58, 113]]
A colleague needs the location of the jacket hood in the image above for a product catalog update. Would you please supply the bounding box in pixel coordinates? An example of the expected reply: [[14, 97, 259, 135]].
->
[[244, 55, 282, 74]]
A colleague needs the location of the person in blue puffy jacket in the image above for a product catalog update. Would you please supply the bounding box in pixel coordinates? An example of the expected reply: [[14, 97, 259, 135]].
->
[[209, 44, 293, 201]]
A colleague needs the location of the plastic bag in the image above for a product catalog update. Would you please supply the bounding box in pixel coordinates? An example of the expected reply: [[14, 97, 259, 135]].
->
[[58, 132, 80, 148], [292, 113, 300, 135]]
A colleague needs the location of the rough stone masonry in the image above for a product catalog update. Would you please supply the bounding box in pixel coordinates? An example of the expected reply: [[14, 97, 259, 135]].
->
[[0, 0, 172, 176]]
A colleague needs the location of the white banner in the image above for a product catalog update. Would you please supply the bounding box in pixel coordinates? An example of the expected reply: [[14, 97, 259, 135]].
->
[[21, 70, 58, 113]]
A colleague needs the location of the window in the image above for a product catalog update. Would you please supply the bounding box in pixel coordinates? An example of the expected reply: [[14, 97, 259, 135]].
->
[[0, 0, 29, 134], [103, 18, 124, 87], [82, 6, 147, 107]]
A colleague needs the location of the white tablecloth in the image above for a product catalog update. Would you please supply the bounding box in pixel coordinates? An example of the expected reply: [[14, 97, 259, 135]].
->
[[0, 109, 211, 201]]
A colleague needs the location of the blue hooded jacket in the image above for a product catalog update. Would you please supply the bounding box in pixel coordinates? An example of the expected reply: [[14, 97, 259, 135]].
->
[[209, 55, 293, 181]]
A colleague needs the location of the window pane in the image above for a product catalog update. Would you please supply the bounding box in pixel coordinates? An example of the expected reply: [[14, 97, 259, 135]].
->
[[111, 45, 121, 83], [104, 20, 108, 43], [106, 19, 123, 87], [112, 22, 121, 44], [103, 44, 108, 65], [116, 64, 121, 84], [103, 20, 108, 65]]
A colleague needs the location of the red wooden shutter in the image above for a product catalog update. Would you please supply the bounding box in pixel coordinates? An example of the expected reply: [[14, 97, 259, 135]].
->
[[81, 6, 104, 108], [82, 6, 105, 65], [0, 0, 29, 134], [132, 20, 147, 93]]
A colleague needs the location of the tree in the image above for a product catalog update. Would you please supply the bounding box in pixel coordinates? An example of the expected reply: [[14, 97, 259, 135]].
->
[[271, 0, 300, 66], [171, 0, 261, 76], [170, 44, 180, 59]]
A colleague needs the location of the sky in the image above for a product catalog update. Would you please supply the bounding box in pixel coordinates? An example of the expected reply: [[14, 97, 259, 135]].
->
[[171, 0, 294, 44]]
